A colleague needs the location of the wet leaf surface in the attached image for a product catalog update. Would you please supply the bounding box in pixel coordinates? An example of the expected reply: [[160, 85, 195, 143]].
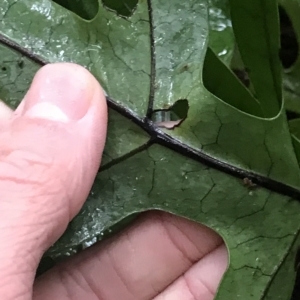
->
[[0, 1, 300, 299]]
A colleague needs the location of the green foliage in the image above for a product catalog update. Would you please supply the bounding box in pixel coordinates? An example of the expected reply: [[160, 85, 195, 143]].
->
[[0, 0, 299, 299], [52, 0, 99, 20]]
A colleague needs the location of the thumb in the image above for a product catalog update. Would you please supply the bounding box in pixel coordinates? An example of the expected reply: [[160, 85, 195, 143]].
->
[[0, 63, 107, 299]]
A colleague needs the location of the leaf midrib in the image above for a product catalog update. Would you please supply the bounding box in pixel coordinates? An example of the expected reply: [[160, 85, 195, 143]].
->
[[1, 33, 300, 201]]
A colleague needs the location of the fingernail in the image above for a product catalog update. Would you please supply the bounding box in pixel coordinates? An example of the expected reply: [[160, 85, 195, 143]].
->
[[22, 64, 96, 122]]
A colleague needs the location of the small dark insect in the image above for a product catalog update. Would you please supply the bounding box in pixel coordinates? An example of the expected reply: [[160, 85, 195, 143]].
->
[[243, 177, 257, 189]]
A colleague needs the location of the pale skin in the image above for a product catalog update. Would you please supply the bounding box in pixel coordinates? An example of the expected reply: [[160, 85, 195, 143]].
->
[[0, 63, 228, 300]]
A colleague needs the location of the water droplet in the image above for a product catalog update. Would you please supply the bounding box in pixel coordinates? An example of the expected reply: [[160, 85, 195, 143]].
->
[[218, 49, 228, 56]]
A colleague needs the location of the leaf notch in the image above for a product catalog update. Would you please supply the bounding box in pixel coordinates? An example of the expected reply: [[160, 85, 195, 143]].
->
[[151, 99, 189, 129]]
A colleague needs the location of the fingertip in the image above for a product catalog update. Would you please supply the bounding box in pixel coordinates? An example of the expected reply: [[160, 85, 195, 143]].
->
[[0, 63, 108, 299], [18, 63, 106, 122]]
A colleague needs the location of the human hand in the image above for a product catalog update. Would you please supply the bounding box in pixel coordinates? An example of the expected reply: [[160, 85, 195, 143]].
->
[[0, 63, 228, 300]]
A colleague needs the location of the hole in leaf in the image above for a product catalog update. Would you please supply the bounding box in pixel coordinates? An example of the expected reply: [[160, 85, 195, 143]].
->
[[102, 0, 138, 18], [279, 5, 298, 69], [52, 0, 99, 20], [151, 99, 189, 129], [1, 66, 7, 72]]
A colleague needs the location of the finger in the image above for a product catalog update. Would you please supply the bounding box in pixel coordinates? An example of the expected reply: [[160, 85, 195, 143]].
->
[[0, 100, 13, 119], [153, 244, 228, 300], [33, 212, 227, 300], [0, 63, 107, 299]]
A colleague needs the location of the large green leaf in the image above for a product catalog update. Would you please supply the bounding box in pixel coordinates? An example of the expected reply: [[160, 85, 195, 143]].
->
[[0, 1, 299, 299], [279, 0, 300, 115], [208, 0, 234, 65], [229, 0, 282, 117]]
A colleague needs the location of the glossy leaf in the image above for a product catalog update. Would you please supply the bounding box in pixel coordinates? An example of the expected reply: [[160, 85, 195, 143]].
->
[[0, 1, 299, 299], [208, 0, 234, 65], [228, 0, 282, 117], [52, 0, 99, 20]]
